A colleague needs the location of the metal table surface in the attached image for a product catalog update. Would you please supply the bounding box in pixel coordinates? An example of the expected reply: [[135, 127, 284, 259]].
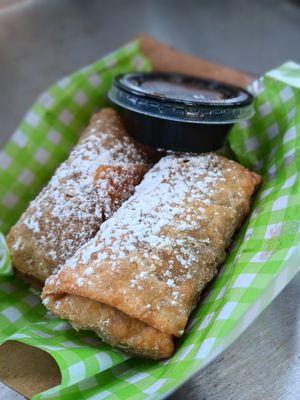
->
[[0, 1, 299, 399]]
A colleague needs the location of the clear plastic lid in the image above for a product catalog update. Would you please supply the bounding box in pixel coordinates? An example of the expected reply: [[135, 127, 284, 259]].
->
[[108, 72, 254, 124]]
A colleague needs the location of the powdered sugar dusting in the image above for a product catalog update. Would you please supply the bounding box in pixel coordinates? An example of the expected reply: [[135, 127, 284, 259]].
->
[[17, 109, 151, 276], [62, 153, 232, 311], [93, 153, 224, 254]]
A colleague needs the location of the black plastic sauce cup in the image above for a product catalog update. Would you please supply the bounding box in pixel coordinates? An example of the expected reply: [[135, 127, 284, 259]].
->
[[108, 72, 253, 152]]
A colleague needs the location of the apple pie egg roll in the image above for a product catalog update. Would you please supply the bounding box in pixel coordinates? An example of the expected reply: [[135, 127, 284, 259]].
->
[[42, 153, 260, 359], [7, 108, 154, 282]]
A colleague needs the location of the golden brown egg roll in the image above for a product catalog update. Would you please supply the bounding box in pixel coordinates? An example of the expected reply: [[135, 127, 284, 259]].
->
[[7, 108, 154, 282], [42, 153, 260, 359]]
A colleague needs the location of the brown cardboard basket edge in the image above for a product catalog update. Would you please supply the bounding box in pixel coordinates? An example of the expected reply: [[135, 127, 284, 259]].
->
[[0, 35, 253, 400]]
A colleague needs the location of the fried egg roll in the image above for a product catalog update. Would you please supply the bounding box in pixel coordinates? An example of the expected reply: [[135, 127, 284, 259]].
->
[[7, 108, 153, 281], [42, 153, 260, 359]]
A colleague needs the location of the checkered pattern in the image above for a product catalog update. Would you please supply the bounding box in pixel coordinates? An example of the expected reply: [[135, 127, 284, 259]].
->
[[0, 234, 11, 276], [0, 48, 300, 400]]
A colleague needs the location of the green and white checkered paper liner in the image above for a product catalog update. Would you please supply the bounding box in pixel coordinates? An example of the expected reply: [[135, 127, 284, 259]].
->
[[0, 41, 299, 399]]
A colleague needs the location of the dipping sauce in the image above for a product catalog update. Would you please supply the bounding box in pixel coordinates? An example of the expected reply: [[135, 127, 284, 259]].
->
[[131, 80, 225, 102], [109, 72, 253, 152]]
